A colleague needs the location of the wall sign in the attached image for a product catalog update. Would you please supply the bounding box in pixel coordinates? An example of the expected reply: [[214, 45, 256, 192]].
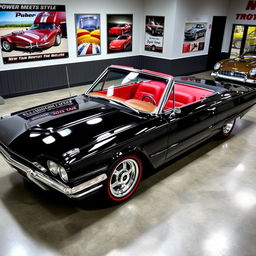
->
[[0, 4, 68, 64], [182, 22, 207, 53], [107, 14, 133, 54], [236, 0, 256, 20], [75, 14, 100, 56], [144, 16, 165, 53]]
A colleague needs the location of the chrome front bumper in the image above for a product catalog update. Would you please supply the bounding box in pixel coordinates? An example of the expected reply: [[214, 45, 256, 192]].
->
[[0, 145, 107, 199], [211, 71, 256, 84]]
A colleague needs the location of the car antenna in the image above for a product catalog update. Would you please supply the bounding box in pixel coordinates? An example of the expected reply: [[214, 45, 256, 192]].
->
[[65, 65, 72, 97]]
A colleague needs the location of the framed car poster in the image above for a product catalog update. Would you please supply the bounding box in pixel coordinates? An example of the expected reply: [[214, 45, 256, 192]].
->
[[107, 14, 132, 54], [75, 14, 100, 56], [0, 4, 68, 64], [145, 16, 165, 53], [183, 22, 207, 53]]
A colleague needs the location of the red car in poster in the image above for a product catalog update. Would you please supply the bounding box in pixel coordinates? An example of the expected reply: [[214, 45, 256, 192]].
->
[[1, 11, 66, 52], [109, 34, 132, 51], [108, 24, 131, 36]]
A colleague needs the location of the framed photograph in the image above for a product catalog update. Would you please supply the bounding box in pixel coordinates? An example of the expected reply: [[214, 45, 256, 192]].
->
[[182, 22, 207, 53], [107, 14, 132, 54], [145, 15, 164, 52], [0, 4, 68, 64], [75, 14, 100, 56]]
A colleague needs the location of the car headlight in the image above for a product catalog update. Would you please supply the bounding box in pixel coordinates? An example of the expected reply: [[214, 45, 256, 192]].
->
[[43, 35, 48, 41], [214, 62, 221, 70], [47, 160, 59, 175], [59, 166, 69, 183], [249, 68, 256, 76]]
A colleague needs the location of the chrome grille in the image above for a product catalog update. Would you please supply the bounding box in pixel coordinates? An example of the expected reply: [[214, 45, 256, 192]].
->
[[219, 70, 246, 78]]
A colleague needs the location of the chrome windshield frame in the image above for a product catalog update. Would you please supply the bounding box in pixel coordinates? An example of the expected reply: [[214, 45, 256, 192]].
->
[[85, 66, 175, 115]]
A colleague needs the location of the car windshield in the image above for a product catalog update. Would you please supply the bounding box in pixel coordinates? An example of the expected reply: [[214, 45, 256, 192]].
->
[[30, 23, 55, 30], [117, 35, 128, 40], [87, 68, 170, 114], [195, 24, 202, 28]]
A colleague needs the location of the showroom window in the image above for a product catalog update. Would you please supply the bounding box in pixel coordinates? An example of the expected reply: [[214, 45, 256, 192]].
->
[[230, 24, 256, 58]]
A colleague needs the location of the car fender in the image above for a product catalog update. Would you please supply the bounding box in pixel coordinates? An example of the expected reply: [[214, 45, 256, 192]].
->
[[110, 145, 153, 170], [2, 36, 13, 44]]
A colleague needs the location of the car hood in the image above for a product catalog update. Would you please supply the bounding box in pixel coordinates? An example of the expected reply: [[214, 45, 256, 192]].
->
[[185, 28, 197, 33], [0, 95, 145, 161], [110, 39, 125, 46], [10, 29, 52, 41], [109, 27, 122, 31], [221, 57, 256, 72]]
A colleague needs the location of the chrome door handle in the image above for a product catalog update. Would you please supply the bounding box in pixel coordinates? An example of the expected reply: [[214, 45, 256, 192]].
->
[[207, 107, 216, 111]]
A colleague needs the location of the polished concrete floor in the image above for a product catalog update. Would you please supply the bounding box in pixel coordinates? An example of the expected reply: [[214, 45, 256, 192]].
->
[[0, 71, 256, 256]]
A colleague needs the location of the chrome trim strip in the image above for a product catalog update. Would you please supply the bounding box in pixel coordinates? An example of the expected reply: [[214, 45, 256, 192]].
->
[[211, 72, 256, 84], [0, 145, 107, 198]]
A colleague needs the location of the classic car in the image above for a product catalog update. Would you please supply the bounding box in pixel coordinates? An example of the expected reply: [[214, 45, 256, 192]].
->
[[0, 66, 255, 204], [146, 20, 164, 36], [108, 24, 131, 36], [185, 24, 206, 40], [109, 35, 132, 51], [211, 51, 256, 85], [1, 11, 65, 52]]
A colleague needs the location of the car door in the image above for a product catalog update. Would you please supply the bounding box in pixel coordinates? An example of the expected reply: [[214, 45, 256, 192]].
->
[[164, 95, 217, 160]]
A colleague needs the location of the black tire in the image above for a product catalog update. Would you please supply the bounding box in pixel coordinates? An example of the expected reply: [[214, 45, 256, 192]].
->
[[220, 119, 236, 138], [104, 155, 143, 203], [1, 40, 13, 52], [54, 33, 61, 46]]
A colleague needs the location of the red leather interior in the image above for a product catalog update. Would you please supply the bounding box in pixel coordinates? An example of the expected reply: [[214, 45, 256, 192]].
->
[[92, 80, 214, 111], [133, 81, 165, 105]]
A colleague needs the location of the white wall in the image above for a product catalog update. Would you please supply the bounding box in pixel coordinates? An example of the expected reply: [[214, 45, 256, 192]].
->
[[0, 0, 143, 71], [222, 0, 256, 53], [0, 0, 237, 72]]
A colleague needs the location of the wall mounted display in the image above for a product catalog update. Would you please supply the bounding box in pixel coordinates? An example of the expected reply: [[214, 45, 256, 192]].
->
[[0, 4, 68, 64], [75, 14, 100, 56], [107, 14, 132, 53], [182, 22, 207, 53], [145, 15, 164, 52]]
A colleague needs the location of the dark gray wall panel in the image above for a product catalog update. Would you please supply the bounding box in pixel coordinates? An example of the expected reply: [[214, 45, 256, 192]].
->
[[140, 55, 208, 76], [0, 54, 211, 98]]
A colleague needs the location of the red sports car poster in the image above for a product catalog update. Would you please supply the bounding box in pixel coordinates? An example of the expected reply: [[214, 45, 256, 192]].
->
[[0, 4, 68, 64], [75, 14, 100, 56], [145, 16, 164, 53], [107, 14, 132, 54], [182, 22, 207, 53]]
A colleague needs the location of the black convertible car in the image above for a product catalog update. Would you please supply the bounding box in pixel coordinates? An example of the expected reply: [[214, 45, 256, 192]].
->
[[0, 66, 255, 203]]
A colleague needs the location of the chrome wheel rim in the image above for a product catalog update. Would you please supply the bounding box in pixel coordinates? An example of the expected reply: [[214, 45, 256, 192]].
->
[[3, 41, 10, 51], [56, 34, 61, 45], [110, 159, 139, 198], [223, 120, 235, 134]]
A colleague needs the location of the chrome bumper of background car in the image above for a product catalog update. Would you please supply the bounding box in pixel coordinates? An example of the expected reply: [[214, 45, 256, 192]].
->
[[0, 145, 107, 199], [211, 72, 256, 84]]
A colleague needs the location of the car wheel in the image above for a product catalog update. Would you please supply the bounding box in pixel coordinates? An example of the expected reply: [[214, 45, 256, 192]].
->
[[1, 40, 13, 52], [105, 155, 143, 203], [234, 39, 241, 49], [54, 34, 61, 46], [221, 119, 236, 137]]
